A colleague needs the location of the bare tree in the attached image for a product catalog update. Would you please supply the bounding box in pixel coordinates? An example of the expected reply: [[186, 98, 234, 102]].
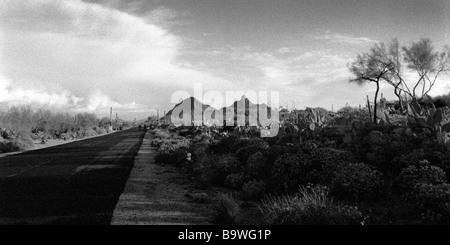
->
[[364, 39, 411, 111], [404, 40, 450, 98], [350, 38, 450, 118], [373, 39, 410, 110], [349, 52, 394, 124]]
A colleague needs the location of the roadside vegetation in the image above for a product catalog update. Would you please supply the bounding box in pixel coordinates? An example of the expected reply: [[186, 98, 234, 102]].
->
[[0, 106, 120, 153], [151, 38, 450, 225]]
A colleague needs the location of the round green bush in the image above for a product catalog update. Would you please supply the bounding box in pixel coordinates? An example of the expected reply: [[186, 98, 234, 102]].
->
[[209, 134, 240, 154], [225, 173, 245, 190], [409, 183, 450, 224], [309, 147, 357, 185], [217, 155, 240, 173], [236, 144, 267, 165], [206, 155, 241, 186], [95, 127, 108, 135], [0, 141, 21, 153], [245, 152, 267, 180], [396, 161, 447, 192], [232, 137, 269, 153], [266, 145, 292, 164], [154, 148, 188, 166], [271, 153, 311, 193], [240, 179, 266, 200], [330, 162, 383, 201], [390, 149, 427, 175]]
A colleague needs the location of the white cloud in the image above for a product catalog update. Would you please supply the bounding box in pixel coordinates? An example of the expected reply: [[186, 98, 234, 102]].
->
[[143, 6, 180, 26], [0, 74, 82, 107], [0, 73, 148, 115], [190, 46, 364, 109], [229, 49, 352, 86], [277, 47, 292, 54], [84, 90, 144, 112], [314, 30, 378, 46], [0, 0, 233, 119]]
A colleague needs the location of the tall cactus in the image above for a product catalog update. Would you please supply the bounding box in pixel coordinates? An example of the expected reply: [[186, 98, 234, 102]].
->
[[306, 108, 328, 140]]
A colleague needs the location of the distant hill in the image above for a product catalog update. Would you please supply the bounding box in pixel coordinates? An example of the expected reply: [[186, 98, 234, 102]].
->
[[165, 97, 211, 118], [162, 96, 274, 126]]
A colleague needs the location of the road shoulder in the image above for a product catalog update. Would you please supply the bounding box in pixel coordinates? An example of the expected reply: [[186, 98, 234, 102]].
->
[[111, 131, 213, 225]]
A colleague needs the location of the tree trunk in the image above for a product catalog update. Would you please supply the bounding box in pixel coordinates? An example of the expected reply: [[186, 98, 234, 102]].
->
[[374, 81, 380, 124], [399, 94, 404, 112]]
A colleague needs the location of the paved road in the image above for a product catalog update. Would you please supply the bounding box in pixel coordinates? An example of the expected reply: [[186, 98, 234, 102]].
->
[[0, 128, 145, 225]]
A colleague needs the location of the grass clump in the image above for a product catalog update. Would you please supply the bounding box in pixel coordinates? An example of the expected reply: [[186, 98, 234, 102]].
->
[[260, 186, 363, 225], [214, 193, 240, 224]]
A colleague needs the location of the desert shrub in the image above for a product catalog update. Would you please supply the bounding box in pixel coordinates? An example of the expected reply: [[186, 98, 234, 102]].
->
[[311, 147, 357, 166], [330, 162, 383, 201], [309, 147, 357, 185], [319, 126, 344, 144], [188, 143, 208, 164], [13, 133, 34, 150], [271, 153, 311, 193], [158, 138, 190, 153], [0, 106, 34, 133], [74, 113, 98, 129], [77, 129, 98, 138], [225, 173, 245, 190], [214, 193, 239, 224], [266, 145, 292, 164], [192, 154, 222, 187], [366, 130, 388, 146], [245, 152, 268, 180], [0, 141, 20, 153], [426, 150, 448, 167], [95, 127, 108, 135], [98, 117, 111, 128], [396, 161, 447, 192], [213, 155, 241, 184], [383, 139, 412, 161], [154, 148, 188, 166], [240, 179, 266, 200], [409, 183, 450, 224], [196, 155, 241, 187], [303, 140, 321, 150], [0, 106, 105, 150], [261, 186, 363, 225], [0, 130, 34, 153], [65, 131, 76, 140], [30, 133, 40, 141], [390, 149, 427, 174], [236, 144, 267, 165], [231, 137, 269, 153], [209, 134, 240, 154]]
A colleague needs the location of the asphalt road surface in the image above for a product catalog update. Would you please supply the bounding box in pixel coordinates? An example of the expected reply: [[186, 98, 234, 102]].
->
[[0, 128, 145, 225]]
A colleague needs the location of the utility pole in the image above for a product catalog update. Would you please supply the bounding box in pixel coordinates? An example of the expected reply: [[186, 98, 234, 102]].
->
[[109, 107, 113, 132], [115, 113, 118, 129]]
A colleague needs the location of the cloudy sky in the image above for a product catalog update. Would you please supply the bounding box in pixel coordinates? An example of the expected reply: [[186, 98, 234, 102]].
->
[[1, 0, 449, 120]]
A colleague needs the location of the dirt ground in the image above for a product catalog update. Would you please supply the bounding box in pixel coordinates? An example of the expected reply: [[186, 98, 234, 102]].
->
[[111, 131, 214, 225]]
